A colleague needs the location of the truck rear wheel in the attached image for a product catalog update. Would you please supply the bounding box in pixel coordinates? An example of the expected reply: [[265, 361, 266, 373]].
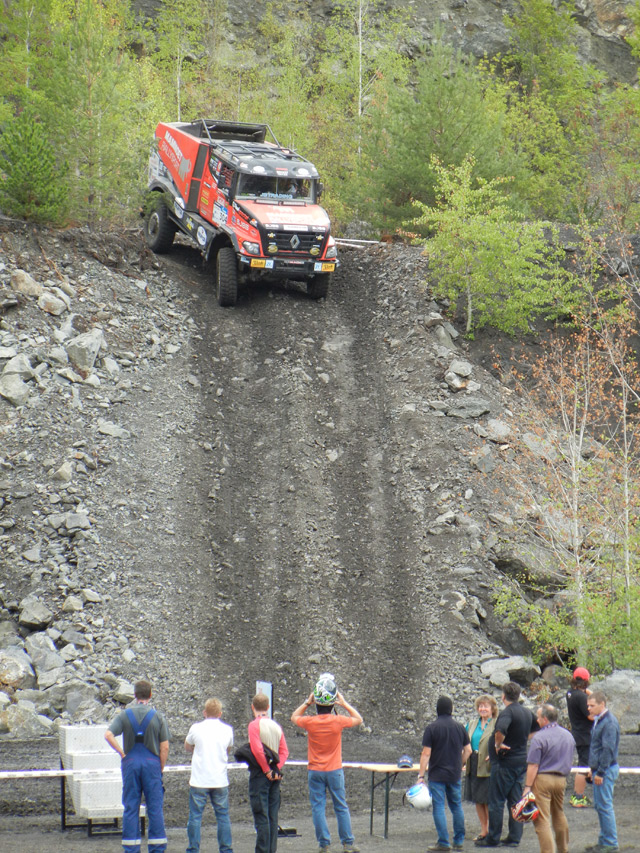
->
[[216, 247, 238, 306], [144, 195, 176, 253], [307, 274, 329, 300]]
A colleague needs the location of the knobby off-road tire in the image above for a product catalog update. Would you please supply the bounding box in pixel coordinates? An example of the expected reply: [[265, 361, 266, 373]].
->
[[307, 273, 329, 300], [216, 247, 238, 307], [144, 195, 176, 254]]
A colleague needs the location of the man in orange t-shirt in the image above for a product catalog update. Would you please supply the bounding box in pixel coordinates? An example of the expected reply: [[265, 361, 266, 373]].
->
[[291, 675, 362, 853]]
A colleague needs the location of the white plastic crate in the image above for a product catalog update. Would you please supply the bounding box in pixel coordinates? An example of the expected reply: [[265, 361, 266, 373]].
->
[[62, 751, 121, 771], [59, 724, 110, 754], [70, 777, 124, 814], [59, 724, 146, 822]]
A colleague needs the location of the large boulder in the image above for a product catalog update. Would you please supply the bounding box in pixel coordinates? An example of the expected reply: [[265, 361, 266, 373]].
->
[[0, 374, 30, 407], [0, 701, 55, 737], [65, 328, 106, 371], [480, 655, 541, 687], [592, 670, 640, 734], [18, 597, 54, 630], [0, 648, 37, 690]]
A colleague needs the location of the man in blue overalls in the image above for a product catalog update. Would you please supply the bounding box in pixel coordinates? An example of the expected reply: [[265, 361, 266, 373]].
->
[[106, 679, 170, 853]]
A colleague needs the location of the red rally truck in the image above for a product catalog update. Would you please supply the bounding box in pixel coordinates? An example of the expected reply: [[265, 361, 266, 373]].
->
[[143, 119, 339, 306]]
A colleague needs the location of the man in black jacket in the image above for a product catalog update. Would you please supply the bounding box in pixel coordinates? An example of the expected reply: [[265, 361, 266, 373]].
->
[[566, 666, 593, 807], [418, 695, 472, 852]]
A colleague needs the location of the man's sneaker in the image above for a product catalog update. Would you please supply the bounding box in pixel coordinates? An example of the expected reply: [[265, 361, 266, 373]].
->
[[343, 845, 360, 853], [570, 794, 590, 808], [427, 844, 452, 852], [318, 847, 332, 853], [453, 845, 465, 851], [475, 840, 498, 848]]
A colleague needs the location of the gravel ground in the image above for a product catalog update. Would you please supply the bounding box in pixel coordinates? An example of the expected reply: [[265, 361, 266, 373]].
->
[[1, 793, 638, 853]]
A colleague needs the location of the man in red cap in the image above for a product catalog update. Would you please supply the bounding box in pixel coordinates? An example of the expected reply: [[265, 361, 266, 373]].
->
[[566, 667, 592, 807]]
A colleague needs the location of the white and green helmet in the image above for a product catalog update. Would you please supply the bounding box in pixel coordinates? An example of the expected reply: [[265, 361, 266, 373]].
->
[[313, 672, 338, 706]]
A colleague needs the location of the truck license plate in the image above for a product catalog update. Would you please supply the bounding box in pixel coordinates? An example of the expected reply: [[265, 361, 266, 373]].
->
[[321, 263, 335, 272], [250, 259, 274, 269]]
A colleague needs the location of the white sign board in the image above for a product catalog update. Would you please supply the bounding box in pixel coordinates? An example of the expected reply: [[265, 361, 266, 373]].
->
[[255, 681, 273, 718]]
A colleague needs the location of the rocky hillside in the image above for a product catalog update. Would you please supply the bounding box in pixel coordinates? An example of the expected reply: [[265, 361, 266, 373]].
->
[[1, 218, 639, 754], [134, 0, 639, 84]]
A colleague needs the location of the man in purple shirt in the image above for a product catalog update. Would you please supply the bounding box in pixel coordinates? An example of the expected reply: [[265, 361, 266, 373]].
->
[[522, 704, 575, 853]]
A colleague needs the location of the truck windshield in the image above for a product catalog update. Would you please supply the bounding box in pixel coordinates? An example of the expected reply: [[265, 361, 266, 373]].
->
[[236, 174, 313, 201]]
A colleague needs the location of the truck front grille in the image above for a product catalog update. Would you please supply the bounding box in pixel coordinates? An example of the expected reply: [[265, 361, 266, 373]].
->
[[274, 232, 322, 254]]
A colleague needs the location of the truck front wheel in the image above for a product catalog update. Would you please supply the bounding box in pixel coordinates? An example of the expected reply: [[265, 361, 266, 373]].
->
[[216, 247, 238, 306], [144, 195, 176, 254], [307, 274, 329, 300]]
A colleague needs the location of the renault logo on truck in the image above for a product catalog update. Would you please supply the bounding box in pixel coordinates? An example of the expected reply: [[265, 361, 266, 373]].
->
[[290, 234, 300, 250]]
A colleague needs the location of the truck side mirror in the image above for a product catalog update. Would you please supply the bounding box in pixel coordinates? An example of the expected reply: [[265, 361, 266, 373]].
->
[[316, 181, 324, 199]]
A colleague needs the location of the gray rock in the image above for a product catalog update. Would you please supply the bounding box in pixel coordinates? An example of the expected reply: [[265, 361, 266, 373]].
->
[[113, 679, 135, 704], [480, 655, 541, 687], [97, 419, 130, 438], [449, 359, 473, 377], [591, 670, 640, 734], [65, 328, 106, 371], [489, 541, 565, 587], [24, 633, 65, 673], [22, 544, 41, 563], [0, 374, 30, 406], [18, 598, 54, 630], [52, 461, 74, 483], [81, 588, 102, 604], [447, 398, 492, 419], [471, 445, 496, 473], [0, 622, 23, 649], [0, 701, 54, 737], [2, 353, 34, 380], [10, 269, 43, 297], [445, 370, 468, 391], [0, 647, 37, 690], [62, 595, 84, 613], [38, 291, 68, 316], [485, 419, 512, 443], [522, 432, 557, 462]]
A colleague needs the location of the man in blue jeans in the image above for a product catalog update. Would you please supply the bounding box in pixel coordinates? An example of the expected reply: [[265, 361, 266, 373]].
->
[[586, 691, 621, 853], [476, 682, 538, 848], [418, 695, 472, 853], [184, 697, 234, 853], [291, 674, 363, 853]]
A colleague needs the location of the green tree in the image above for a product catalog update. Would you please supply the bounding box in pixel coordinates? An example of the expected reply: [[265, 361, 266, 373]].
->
[[155, 0, 209, 121], [0, 108, 68, 222], [504, 0, 598, 115], [410, 155, 575, 334], [362, 39, 526, 234], [44, 0, 154, 221]]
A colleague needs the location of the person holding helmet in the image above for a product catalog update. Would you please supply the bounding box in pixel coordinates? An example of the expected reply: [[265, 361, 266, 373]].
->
[[418, 695, 472, 852], [522, 704, 575, 853], [565, 666, 593, 807], [291, 674, 362, 853]]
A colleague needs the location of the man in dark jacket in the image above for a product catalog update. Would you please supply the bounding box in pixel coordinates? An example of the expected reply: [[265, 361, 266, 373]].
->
[[566, 666, 593, 807], [418, 695, 472, 852], [247, 693, 288, 853], [586, 691, 621, 853], [476, 682, 538, 848]]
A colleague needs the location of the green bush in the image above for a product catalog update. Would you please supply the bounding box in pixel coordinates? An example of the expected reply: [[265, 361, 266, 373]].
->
[[0, 110, 68, 223]]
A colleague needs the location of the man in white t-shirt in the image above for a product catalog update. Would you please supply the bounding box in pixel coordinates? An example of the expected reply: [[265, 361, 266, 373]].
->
[[185, 698, 234, 853]]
